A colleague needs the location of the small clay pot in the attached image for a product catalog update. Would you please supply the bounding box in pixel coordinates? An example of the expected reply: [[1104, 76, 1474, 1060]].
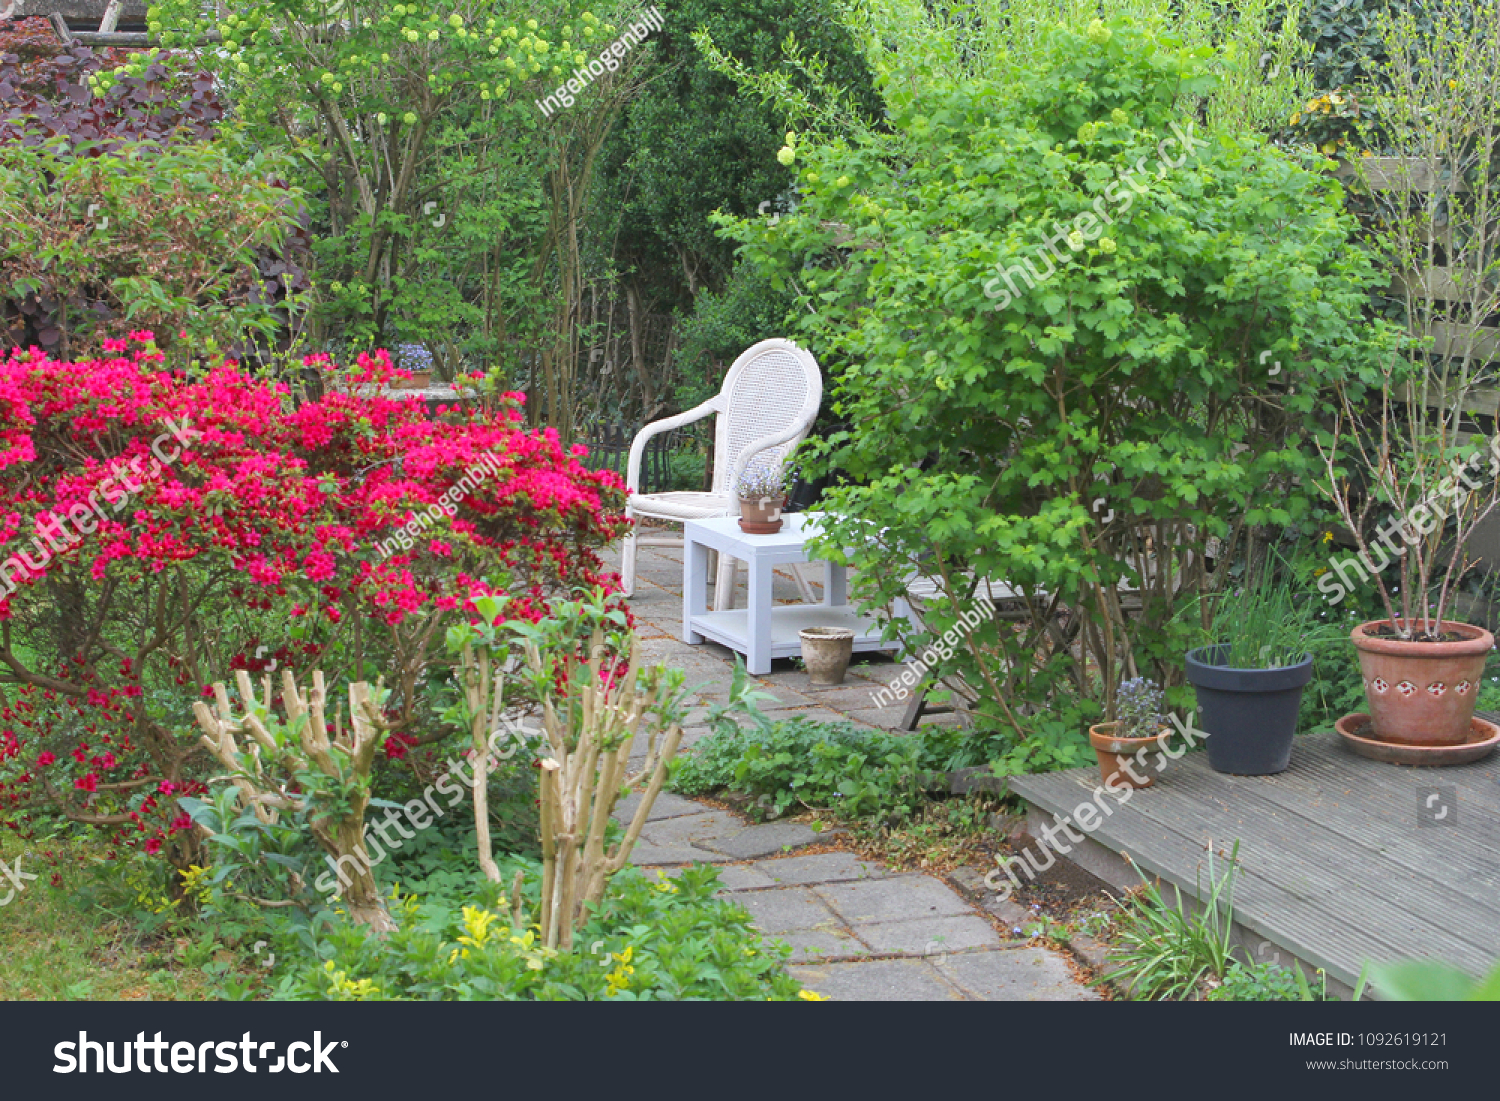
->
[[392, 370, 433, 390], [1350, 619, 1494, 746], [1088, 721, 1172, 789], [800, 626, 855, 685], [738, 494, 785, 534]]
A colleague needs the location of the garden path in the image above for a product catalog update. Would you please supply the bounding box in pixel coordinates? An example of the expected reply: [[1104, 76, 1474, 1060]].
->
[[607, 541, 1098, 1001]]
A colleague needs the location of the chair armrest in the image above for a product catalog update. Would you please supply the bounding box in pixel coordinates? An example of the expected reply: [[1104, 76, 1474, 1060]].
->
[[626, 398, 719, 494], [724, 420, 814, 497]]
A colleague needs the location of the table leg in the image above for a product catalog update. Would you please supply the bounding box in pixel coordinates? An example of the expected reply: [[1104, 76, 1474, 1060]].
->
[[747, 555, 774, 674], [684, 535, 709, 644], [825, 561, 848, 608]]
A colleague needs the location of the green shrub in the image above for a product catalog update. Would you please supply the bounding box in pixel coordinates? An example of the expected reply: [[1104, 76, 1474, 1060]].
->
[[269, 859, 802, 1001], [716, 15, 1393, 737], [0, 136, 305, 361]]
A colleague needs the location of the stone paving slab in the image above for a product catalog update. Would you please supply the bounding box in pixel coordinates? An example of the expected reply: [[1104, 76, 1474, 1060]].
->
[[753, 851, 889, 886], [934, 947, 1101, 1001], [714, 865, 779, 892], [639, 810, 748, 849], [776, 929, 870, 964], [816, 874, 974, 925], [734, 887, 843, 935], [788, 959, 966, 1001], [613, 790, 704, 824], [628, 843, 724, 866], [698, 820, 824, 860], [853, 913, 1004, 956]]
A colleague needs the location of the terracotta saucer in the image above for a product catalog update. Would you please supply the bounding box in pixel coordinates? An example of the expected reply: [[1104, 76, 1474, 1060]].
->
[[1334, 713, 1500, 766]]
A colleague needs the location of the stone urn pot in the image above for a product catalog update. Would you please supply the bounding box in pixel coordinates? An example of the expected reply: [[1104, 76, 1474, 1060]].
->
[[799, 626, 855, 685], [1350, 619, 1494, 746]]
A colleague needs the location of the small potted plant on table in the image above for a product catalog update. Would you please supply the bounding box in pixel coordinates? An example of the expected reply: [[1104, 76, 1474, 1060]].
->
[[1184, 555, 1323, 775], [736, 461, 788, 534], [1089, 677, 1172, 789]]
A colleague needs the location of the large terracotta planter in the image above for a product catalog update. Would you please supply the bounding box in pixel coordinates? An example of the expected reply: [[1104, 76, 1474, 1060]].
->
[[1088, 722, 1171, 790], [1351, 619, 1495, 747]]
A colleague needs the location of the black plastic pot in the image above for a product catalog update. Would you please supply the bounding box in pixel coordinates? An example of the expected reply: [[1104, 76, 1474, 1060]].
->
[[1185, 644, 1314, 775]]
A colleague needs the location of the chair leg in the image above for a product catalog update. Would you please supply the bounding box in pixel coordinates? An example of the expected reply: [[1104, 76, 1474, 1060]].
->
[[621, 507, 637, 597], [899, 687, 928, 732], [789, 562, 818, 603], [714, 551, 737, 611]]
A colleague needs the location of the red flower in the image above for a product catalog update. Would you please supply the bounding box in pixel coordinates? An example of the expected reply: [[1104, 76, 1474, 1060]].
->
[[36, 751, 55, 767], [74, 773, 98, 793]]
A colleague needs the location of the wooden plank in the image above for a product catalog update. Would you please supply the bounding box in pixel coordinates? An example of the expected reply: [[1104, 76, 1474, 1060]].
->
[[1122, 751, 1500, 960], [1338, 155, 1471, 194], [97, 0, 122, 33], [1012, 766, 1426, 988], [1010, 731, 1500, 987], [1392, 265, 1470, 302], [1429, 320, 1500, 363]]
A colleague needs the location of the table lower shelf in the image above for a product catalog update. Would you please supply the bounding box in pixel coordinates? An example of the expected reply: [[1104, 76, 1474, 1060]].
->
[[686, 603, 897, 673]]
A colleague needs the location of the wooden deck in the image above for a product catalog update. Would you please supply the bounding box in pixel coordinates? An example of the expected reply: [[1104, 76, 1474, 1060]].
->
[[1008, 718, 1500, 997]]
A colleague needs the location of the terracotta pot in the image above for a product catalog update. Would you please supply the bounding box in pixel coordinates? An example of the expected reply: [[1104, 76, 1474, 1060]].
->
[[392, 370, 433, 390], [738, 494, 785, 534], [1088, 721, 1172, 789], [800, 626, 855, 685], [1351, 619, 1494, 746]]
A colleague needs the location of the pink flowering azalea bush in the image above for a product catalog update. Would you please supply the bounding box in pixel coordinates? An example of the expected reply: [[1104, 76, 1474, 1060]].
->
[[0, 334, 627, 870]]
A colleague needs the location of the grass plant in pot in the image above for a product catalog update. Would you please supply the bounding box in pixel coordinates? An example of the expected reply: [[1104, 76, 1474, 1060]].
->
[[736, 462, 788, 534], [1184, 555, 1329, 775], [1089, 678, 1171, 790], [1314, 8, 1500, 754]]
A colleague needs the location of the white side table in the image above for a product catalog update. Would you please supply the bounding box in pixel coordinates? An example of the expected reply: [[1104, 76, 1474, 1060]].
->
[[682, 512, 899, 674]]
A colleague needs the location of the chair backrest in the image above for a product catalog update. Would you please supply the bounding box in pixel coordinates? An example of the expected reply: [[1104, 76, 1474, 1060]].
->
[[711, 339, 822, 495]]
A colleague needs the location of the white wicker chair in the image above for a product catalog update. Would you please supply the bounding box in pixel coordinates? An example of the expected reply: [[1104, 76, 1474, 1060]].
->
[[621, 339, 822, 610]]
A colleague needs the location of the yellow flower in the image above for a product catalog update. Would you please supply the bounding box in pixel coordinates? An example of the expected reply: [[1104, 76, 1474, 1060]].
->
[[1313, 567, 1328, 577], [777, 146, 795, 166], [1449, 79, 1458, 89], [1321, 141, 1338, 155], [1290, 113, 1301, 126], [1098, 237, 1117, 254], [798, 989, 829, 1001], [1322, 531, 1333, 544]]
